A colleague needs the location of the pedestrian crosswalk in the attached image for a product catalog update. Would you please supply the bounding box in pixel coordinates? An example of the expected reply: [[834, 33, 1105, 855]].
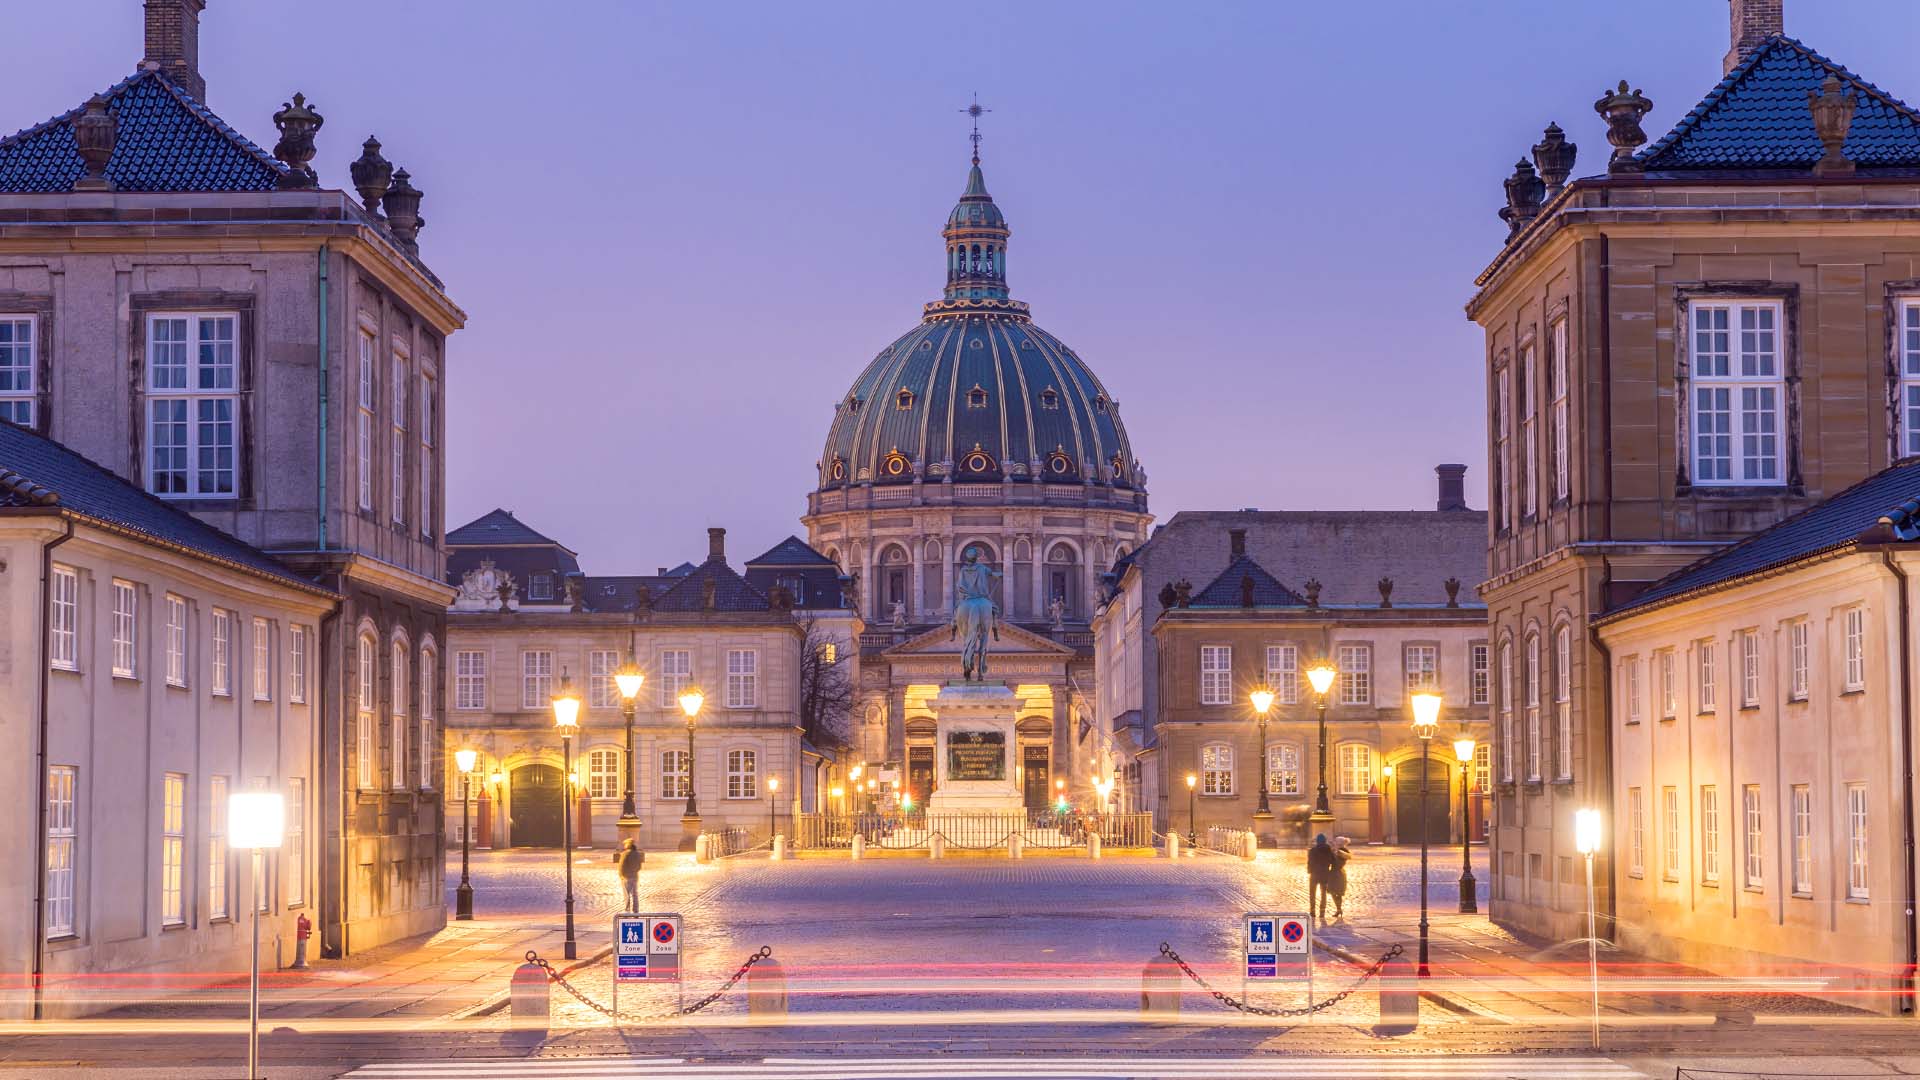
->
[[341, 1055, 1647, 1079]]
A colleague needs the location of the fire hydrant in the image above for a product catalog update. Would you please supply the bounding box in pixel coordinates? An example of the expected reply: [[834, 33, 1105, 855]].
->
[[292, 912, 312, 970]]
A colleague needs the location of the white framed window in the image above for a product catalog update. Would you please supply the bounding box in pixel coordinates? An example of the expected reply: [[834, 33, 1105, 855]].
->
[[1624, 659, 1642, 724], [1404, 644, 1437, 691], [286, 777, 305, 906], [356, 331, 374, 511], [1496, 366, 1512, 530], [1499, 642, 1515, 782], [45, 765, 75, 938], [1472, 743, 1491, 794], [657, 649, 691, 707], [1662, 785, 1681, 880], [161, 772, 186, 926], [1470, 643, 1490, 705], [455, 650, 486, 710], [521, 650, 553, 709], [419, 371, 436, 538], [1266, 743, 1300, 795], [251, 617, 271, 701], [1628, 786, 1646, 877], [1847, 783, 1870, 899], [146, 313, 238, 498], [165, 595, 187, 686], [1742, 784, 1764, 889], [1200, 743, 1234, 795], [529, 574, 554, 602], [1660, 650, 1677, 718], [111, 580, 137, 678], [1689, 299, 1784, 486], [389, 351, 407, 526], [1266, 644, 1298, 705], [419, 648, 436, 790], [1199, 645, 1232, 706], [1739, 630, 1760, 708], [1337, 643, 1371, 706], [1843, 607, 1866, 691], [208, 775, 229, 920], [1698, 641, 1717, 712], [1791, 784, 1813, 897], [1901, 299, 1920, 457], [660, 749, 690, 800], [391, 642, 409, 789], [50, 565, 77, 670], [588, 747, 621, 799], [1550, 318, 1569, 501], [289, 625, 307, 704], [726, 748, 758, 798], [726, 649, 758, 709], [1337, 743, 1374, 796], [589, 649, 619, 709], [0, 315, 35, 426], [1788, 620, 1809, 701], [1525, 633, 1541, 781], [1554, 626, 1572, 780], [1521, 344, 1538, 518], [1701, 785, 1721, 884], [211, 609, 231, 696], [356, 634, 376, 789]]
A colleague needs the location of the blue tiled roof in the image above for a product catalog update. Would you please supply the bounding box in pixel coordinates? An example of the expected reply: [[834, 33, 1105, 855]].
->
[[651, 557, 771, 613], [1609, 459, 1920, 616], [446, 508, 574, 551], [0, 422, 325, 593], [1189, 554, 1306, 608], [0, 67, 286, 193], [1638, 36, 1920, 171], [747, 535, 837, 567]]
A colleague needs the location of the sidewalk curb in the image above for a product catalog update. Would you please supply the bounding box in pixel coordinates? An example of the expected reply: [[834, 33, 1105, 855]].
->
[[443, 943, 615, 1021], [1313, 937, 1496, 1021]]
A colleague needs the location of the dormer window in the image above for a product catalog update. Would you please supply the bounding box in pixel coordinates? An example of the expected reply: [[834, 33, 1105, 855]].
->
[[1039, 387, 1059, 411], [882, 450, 911, 477], [920, 340, 934, 351], [1094, 394, 1110, 413], [968, 384, 989, 408], [1047, 450, 1073, 476], [963, 445, 996, 474], [896, 388, 914, 410], [829, 457, 846, 481], [846, 395, 862, 413], [529, 574, 554, 601]]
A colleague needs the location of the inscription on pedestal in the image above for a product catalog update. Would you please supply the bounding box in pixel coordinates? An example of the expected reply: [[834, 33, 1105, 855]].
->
[[945, 730, 1007, 781]]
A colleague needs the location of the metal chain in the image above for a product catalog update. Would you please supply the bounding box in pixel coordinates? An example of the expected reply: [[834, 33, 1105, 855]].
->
[[523, 945, 773, 1019], [1156, 940, 1404, 1017]]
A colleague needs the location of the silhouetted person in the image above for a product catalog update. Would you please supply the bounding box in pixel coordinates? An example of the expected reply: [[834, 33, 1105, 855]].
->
[[1327, 836, 1353, 919], [1307, 833, 1336, 920], [614, 838, 644, 912]]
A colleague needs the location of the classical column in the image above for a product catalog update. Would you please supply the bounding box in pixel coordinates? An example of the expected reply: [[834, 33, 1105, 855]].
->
[[943, 536, 957, 615], [910, 554, 923, 622], [1030, 537, 1045, 619]]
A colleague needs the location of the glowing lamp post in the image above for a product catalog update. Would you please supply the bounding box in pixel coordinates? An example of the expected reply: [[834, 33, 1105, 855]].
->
[[551, 673, 582, 960], [229, 791, 284, 1080], [678, 688, 704, 821], [1452, 736, 1478, 914], [1305, 662, 1338, 821], [1249, 687, 1276, 823], [1185, 771, 1198, 849], [768, 775, 781, 840], [1575, 807, 1604, 1047], [454, 748, 477, 920], [614, 658, 646, 837], [1410, 690, 1442, 977]]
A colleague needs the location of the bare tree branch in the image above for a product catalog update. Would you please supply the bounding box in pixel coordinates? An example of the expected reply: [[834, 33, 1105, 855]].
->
[[796, 616, 853, 750]]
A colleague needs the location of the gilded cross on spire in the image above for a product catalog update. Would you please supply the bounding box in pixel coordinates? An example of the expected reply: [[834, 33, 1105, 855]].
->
[[960, 93, 990, 165]]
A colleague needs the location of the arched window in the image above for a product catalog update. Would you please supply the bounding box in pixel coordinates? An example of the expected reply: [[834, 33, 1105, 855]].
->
[[1266, 743, 1301, 796], [1555, 625, 1573, 780], [985, 246, 996, 275], [1337, 743, 1374, 796], [390, 639, 410, 790], [587, 748, 621, 799], [660, 749, 689, 801], [1499, 641, 1515, 782], [1525, 631, 1542, 781], [356, 632, 376, 789], [727, 748, 758, 799], [1201, 743, 1234, 795], [896, 388, 914, 411], [418, 644, 437, 790]]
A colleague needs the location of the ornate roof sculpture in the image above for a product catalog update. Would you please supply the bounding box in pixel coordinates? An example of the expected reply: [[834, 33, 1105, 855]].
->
[[816, 125, 1141, 497]]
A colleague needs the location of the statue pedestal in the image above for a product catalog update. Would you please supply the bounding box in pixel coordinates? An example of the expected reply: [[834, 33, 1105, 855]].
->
[[926, 682, 1025, 816]]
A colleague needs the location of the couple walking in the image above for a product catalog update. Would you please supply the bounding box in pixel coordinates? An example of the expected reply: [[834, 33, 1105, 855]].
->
[[1307, 833, 1352, 921]]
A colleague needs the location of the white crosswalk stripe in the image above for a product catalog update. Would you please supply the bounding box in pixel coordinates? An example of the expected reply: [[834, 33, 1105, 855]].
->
[[340, 1055, 1646, 1079]]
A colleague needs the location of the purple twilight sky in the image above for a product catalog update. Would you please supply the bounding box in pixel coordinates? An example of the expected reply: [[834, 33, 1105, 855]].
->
[[7, 2, 1918, 573]]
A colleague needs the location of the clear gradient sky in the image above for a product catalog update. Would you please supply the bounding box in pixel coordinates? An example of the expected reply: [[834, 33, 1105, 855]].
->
[[7, 2, 1918, 573]]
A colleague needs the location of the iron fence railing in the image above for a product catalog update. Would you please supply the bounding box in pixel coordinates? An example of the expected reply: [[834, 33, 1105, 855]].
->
[[788, 810, 1153, 851], [1203, 825, 1257, 858], [701, 826, 752, 858]]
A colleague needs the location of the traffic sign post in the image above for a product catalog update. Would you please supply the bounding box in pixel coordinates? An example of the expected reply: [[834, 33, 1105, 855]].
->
[[1244, 911, 1312, 1014], [612, 911, 684, 1018]]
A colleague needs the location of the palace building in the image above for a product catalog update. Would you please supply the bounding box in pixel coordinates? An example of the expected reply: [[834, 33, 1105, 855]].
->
[[801, 135, 1152, 808]]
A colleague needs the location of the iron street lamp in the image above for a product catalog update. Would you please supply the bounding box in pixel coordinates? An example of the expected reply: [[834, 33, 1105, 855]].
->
[[678, 688, 705, 820], [551, 672, 583, 960], [1249, 687, 1276, 820], [614, 657, 646, 836], [454, 748, 478, 920], [767, 775, 780, 842], [1575, 807, 1604, 1047], [1451, 736, 1477, 914], [1185, 771, 1198, 850], [1410, 690, 1442, 977], [228, 791, 284, 1080], [1305, 662, 1338, 822]]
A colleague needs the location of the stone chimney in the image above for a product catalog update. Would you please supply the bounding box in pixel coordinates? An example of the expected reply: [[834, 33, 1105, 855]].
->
[[1435, 464, 1469, 512], [144, 0, 207, 102], [1228, 527, 1247, 558], [1724, 0, 1783, 75], [707, 527, 726, 562]]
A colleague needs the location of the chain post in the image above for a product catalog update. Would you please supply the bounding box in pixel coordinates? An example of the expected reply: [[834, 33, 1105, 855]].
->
[[1155, 940, 1404, 1018], [524, 945, 773, 1021]]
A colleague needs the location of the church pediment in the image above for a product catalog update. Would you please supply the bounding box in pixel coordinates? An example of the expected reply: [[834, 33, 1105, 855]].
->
[[882, 620, 1076, 659]]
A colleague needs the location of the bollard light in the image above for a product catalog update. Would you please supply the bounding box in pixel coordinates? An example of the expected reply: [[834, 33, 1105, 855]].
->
[[229, 791, 283, 1080]]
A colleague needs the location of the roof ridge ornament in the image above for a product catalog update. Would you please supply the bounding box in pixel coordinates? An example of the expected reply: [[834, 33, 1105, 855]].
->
[[1531, 123, 1577, 200], [1809, 75, 1858, 177], [271, 92, 323, 190], [1595, 80, 1653, 173], [960, 93, 990, 166]]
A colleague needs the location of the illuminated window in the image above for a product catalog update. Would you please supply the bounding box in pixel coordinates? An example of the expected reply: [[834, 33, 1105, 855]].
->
[[1337, 743, 1374, 796], [1201, 743, 1234, 795], [1689, 299, 1784, 486], [588, 748, 621, 800]]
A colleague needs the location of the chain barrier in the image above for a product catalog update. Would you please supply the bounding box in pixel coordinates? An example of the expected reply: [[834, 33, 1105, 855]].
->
[[1157, 940, 1404, 1017], [523, 945, 773, 1020]]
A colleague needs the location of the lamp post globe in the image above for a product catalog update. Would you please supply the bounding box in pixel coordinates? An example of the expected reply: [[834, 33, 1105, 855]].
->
[[551, 673, 583, 960], [454, 748, 478, 920], [1451, 735, 1477, 914], [1305, 662, 1338, 821], [614, 658, 645, 836], [1409, 690, 1442, 977]]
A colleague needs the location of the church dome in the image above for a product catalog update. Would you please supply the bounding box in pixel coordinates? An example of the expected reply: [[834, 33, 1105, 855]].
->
[[817, 151, 1142, 494]]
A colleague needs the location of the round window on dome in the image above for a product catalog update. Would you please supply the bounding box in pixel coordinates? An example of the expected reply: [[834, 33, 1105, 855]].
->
[[830, 459, 846, 481], [964, 451, 994, 474], [1048, 452, 1073, 476], [883, 452, 910, 477]]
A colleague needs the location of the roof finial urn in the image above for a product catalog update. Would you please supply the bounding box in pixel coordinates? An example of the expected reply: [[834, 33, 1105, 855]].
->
[[271, 92, 324, 189], [349, 137, 393, 216], [72, 95, 117, 191], [1808, 75, 1858, 178], [1594, 80, 1653, 173], [1531, 122, 1577, 200], [1377, 577, 1394, 609], [1498, 158, 1546, 238], [382, 168, 424, 255]]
